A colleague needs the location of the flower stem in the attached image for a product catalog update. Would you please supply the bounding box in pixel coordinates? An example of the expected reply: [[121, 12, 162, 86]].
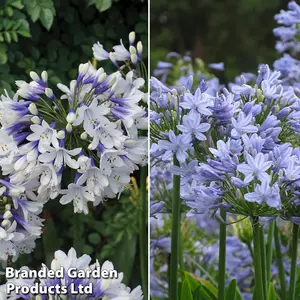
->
[[274, 223, 286, 300], [252, 218, 265, 300], [139, 166, 148, 297], [260, 226, 268, 299], [289, 223, 299, 300], [170, 155, 181, 300], [266, 220, 275, 281], [218, 209, 226, 300]]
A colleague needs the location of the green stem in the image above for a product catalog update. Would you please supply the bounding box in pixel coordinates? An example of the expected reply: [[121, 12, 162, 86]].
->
[[260, 226, 268, 300], [139, 166, 148, 297], [170, 155, 181, 300], [218, 209, 226, 300], [252, 218, 265, 300], [266, 220, 275, 281], [289, 223, 299, 300], [274, 223, 286, 300]]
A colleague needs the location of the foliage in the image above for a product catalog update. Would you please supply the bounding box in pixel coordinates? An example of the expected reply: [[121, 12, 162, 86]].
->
[[150, 0, 286, 80], [0, 0, 147, 95]]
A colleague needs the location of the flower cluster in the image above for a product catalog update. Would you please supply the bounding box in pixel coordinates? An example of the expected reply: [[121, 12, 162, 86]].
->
[[151, 62, 300, 219], [0, 247, 143, 299], [0, 32, 147, 216], [0, 182, 43, 266], [273, 1, 300, 85], [93, 31, 143, 66], [0, 32, 147, 264], [150, 2, 300, 299]]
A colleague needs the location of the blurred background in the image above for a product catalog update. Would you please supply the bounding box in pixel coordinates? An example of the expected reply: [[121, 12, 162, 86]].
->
[[0, 0, 147, 289], [150, 0, 286, 81]]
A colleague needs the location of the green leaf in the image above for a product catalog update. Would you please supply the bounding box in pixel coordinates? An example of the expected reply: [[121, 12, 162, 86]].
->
[[95, 0, 112, 12], [88, 232, 101, 245], [110, 231, 137, 285], [296, 282, 300, 298], [10, 0, 24, 10], [17, 20, 31, 38], [184, 272, 201, 292], [196, 277, 218, 298], [4, 32, 11, 43], [193, 286, 212, 300], [225, 279, 236, 300], [30, 5, 41, 22], [181, 279, 193, 300], [40, 8, 54, 31], [42, 217, 60, 266], [0, 44, 8, 64], [268, 282, 277, 300]]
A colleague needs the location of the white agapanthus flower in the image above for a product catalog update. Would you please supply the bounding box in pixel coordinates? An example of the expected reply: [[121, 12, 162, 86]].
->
[[0, 32, 147, 263]]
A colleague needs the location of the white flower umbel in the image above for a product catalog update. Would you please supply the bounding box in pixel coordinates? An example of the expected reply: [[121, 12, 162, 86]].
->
[[0, 34, 147, 218], [0, 183, 44, 265]]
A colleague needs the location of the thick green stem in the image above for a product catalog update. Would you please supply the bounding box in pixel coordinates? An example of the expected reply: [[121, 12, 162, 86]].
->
[[252, 218, 265, 300], [289, 223, 299, 300], [274, 223, 286, 300], [139, 166, 148, 297], [260, 226, 268, 300], [218, 209, 226, 300], [266, 220, 275, 281], [169, 155, 181, 300]]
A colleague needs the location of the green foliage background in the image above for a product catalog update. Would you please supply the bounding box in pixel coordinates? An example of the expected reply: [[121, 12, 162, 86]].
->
[[0, 0, 147, 289], [150, 0, 286, 81], [0, 0, 148, 94]]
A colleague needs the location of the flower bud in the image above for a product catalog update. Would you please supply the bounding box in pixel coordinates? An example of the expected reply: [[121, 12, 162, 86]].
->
[[110, 81, 118, 93], [109, 52, 117, 65], [129, 46, 137, 55], [57, 83, 70, 94], [137, 41, 143, 55], [143, 92, 148, 104], [129, 31, 136, 44], [0, 187, 6, 196], [35, 295, 43, 300], [66, 123, 72, 133], [57, 130, 66, 139], [30, 71, 40, 82], [98, 73, 107, 83], [31, 116, 41, 124], [79, 63, 89, 75], [41, 71, 48, 82], [28, 103, 38, 115], [45, 88, 54, 98], [96, 67, 104, 76], [66, 109, 76, 123], [131, 53, 138, 64], [3, 210, 12, 219], [236, 217, 253, 245], [5, 204, 11, 211], [1, 219, 10, 228], [80, 132, 88, 140], [236, 189, 243, 200]]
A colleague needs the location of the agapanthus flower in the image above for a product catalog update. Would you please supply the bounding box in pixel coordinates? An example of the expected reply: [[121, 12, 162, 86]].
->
[[93, 31, 143, 66], [0, 182, 43, 265], [0, 34, 147, 218]]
